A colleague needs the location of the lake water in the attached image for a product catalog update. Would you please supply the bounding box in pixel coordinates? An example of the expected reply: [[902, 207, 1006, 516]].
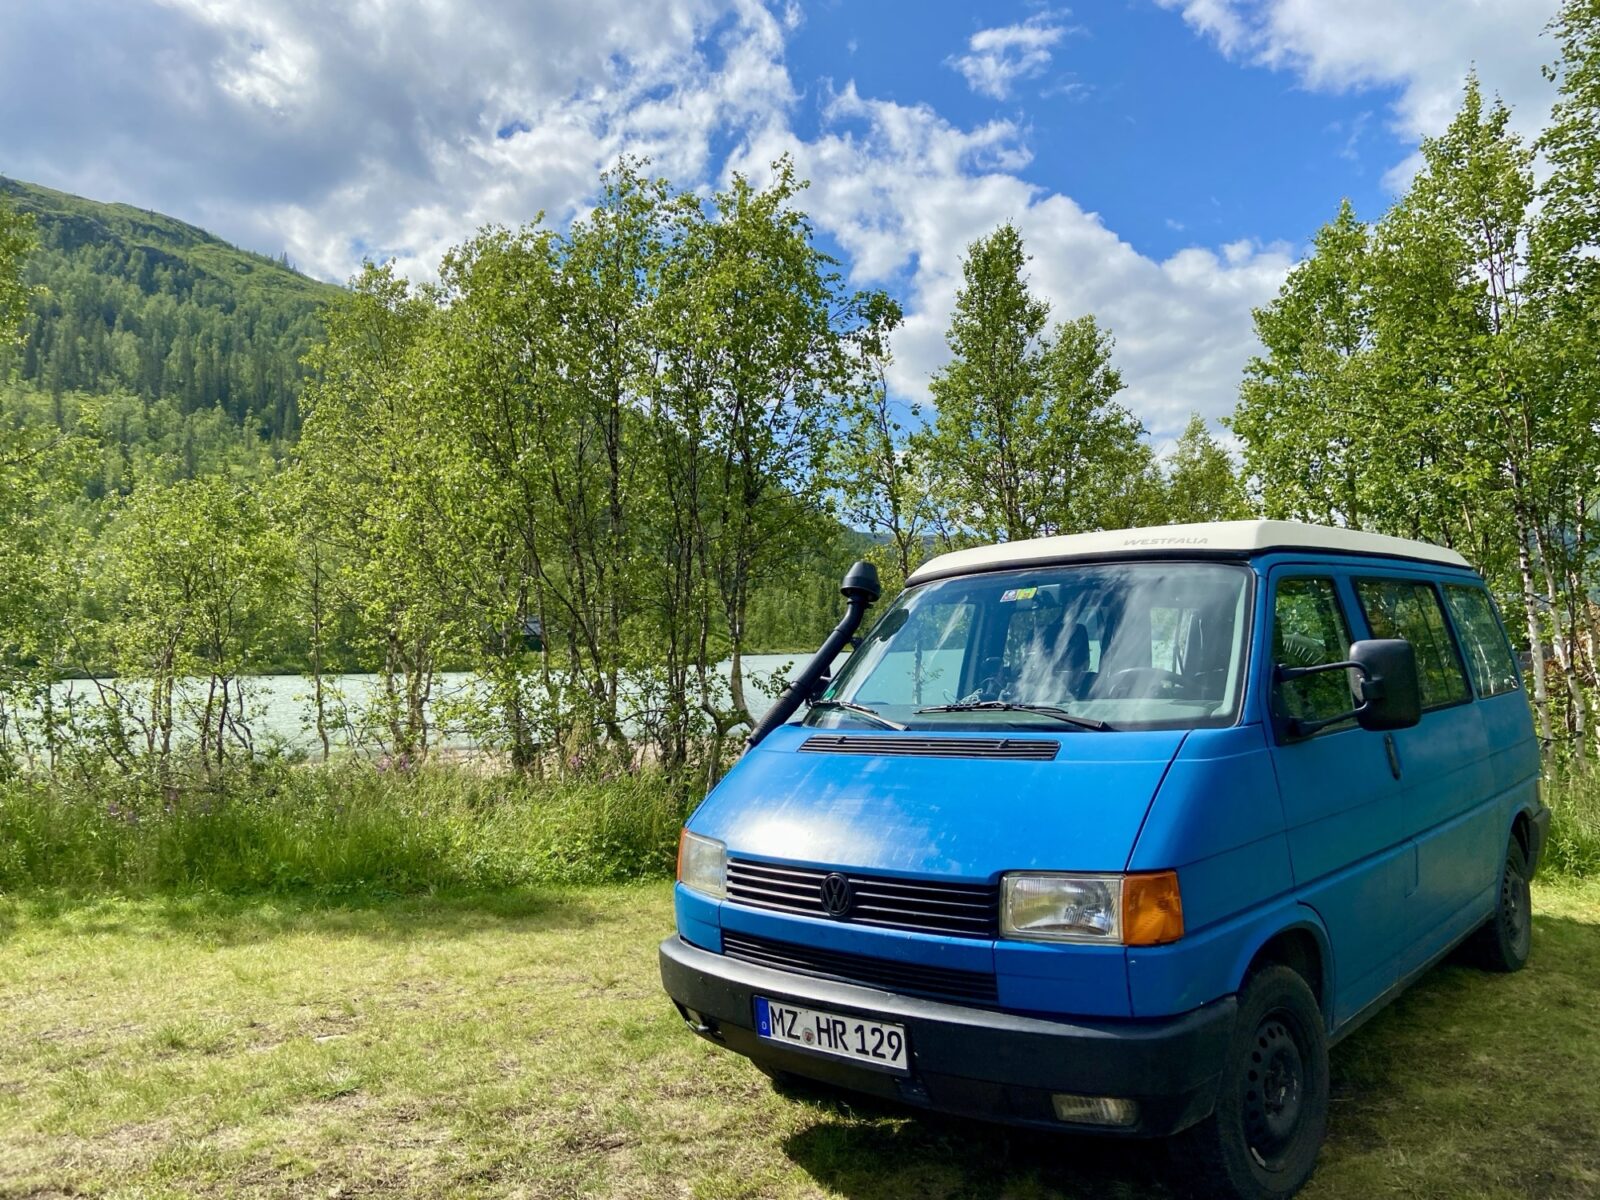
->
[[39, 653, 824, 755]]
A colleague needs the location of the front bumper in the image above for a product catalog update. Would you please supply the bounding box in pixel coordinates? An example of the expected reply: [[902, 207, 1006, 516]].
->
[[659, 935, 1234, 1136]]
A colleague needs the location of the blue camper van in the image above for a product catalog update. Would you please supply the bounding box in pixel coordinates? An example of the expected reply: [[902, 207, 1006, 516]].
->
[[659, 521, 1548, 1200]]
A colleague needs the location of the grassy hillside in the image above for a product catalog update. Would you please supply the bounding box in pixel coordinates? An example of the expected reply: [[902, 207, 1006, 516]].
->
[[0, 175, 339, 442]]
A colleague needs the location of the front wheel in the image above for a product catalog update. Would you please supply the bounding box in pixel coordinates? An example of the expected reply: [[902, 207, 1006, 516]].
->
[[1468, 840, 1532, 973], [1170, 965, 1329, 1200]]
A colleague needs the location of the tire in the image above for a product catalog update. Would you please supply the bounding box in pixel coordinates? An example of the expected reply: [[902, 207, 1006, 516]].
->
[[1170, 965, 1329, 1200], [1468, 840, 1532, 973]]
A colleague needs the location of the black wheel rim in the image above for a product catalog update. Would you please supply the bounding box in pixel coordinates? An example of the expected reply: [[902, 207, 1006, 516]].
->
[[1502, 860, 1531, 959], [1242, 1013, 1306, 1170]]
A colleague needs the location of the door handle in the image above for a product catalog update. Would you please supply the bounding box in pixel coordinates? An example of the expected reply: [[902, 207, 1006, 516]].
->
[[1384, 733, 1402, 780]]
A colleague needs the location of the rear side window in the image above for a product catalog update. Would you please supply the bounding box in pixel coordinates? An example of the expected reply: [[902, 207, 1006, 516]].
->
[[1443, 585, 1521, 697], [1355, 579, 1470, 709], [1273, 577, 1355, 727]]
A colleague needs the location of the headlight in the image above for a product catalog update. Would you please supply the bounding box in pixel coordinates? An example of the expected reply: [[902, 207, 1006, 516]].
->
[[677, 829, 726, 899], [1001, 871, 1183, 946], [1002, 873, 1122, 942]]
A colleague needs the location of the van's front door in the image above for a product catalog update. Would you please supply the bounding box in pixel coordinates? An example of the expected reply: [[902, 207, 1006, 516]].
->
[[1264, 569, 1411, 1027], [1349, 574, 1496, 965]]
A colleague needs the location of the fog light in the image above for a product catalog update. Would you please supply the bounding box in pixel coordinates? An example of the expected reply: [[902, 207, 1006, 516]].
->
[[1051, 1093, 1139, 1127]]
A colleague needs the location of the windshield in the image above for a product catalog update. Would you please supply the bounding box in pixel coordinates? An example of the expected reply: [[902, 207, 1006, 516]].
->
[[809, 562, 1253, 732]]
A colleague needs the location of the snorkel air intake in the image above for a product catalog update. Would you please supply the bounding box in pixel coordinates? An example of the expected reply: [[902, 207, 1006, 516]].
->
[[745, 560, 881, 749]]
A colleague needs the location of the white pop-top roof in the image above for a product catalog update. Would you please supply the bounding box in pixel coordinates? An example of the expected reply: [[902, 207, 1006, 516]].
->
[[906, 519, 1470, 584]]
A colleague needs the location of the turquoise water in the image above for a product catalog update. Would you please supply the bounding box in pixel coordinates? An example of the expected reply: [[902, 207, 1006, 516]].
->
[[37, 654, 819, 755]]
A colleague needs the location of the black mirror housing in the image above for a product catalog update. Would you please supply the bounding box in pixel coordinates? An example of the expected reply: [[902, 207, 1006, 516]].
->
[[1276, 637, 1422, 739], [1349, 638, 1421, 731]]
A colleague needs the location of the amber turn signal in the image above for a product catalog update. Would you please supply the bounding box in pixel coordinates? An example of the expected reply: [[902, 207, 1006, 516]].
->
[[1121, 871, 1184, 946]]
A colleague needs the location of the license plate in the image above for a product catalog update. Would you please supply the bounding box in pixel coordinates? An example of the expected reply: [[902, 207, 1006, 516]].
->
[[755, 996, 909, 1072]]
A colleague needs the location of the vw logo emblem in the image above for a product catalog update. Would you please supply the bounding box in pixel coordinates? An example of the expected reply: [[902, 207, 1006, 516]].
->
[[820, 872, 854, 918]]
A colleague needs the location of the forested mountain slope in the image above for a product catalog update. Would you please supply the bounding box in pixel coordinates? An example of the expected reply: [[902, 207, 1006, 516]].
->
[[0, 175, 337, 442], [0, 176, 875, 667]]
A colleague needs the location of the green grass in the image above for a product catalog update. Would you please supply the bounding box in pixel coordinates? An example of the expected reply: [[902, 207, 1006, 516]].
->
[[0, 763, 691, 896], [1, 880, 1598, 1199], [1544, 768, 1600, 877], [3, 757, 1593, 904]]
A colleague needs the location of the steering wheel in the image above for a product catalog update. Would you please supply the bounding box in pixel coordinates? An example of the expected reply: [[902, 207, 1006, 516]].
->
[[971, 656, 1008, 701], [1104, 667, 1188, 699]]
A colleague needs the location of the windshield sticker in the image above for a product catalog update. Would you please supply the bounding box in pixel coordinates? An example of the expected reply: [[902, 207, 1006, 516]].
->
[[999, 587, 1037, 603]]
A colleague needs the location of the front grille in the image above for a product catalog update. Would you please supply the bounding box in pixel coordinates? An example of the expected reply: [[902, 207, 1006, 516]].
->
[[721, 930, 999, 1004], [799, 734, 1059, 761], [726, 858, 998, 939]]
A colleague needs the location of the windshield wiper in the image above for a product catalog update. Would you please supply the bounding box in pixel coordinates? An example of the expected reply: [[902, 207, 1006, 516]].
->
[[914, 701, 1112, 732], [808, 699, 909, 731]]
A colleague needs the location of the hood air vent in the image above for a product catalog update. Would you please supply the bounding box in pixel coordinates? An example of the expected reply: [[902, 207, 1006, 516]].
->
[[799, 734, 1058, 761]]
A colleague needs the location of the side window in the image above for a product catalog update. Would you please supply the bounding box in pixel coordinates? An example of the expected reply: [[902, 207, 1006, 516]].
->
[[1444, 585, 1521, 697], [1273, 577, 1355, 726], [1355, 579, 1470, 709]]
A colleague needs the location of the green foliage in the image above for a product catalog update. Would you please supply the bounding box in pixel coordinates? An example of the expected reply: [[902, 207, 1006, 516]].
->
[[298, 261, 450, 756], [0, 761, 692, 895], [827, 294, 936, 593], [2, 385, 287, 497], [89, 476, 294, 768], [1234, 64, 1600, 753], [1545, 767, 1600, 878], [1534, 0, 1600, 304], [0, 192, 33, 340], [1236, 79, 1552, 573], [918, 223, 1154, 542], [294, 159, 877, 773], [0, 175, 334, 442], [1164, 413, 1249, 521], [1233, 199, 1375, 527]]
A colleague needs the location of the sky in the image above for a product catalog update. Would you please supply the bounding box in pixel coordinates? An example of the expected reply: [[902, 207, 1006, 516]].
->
[[0, 0, 1566, 444]]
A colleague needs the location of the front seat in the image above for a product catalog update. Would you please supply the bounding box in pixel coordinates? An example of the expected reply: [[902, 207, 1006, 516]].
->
[[1062, 622, 1094, 699]]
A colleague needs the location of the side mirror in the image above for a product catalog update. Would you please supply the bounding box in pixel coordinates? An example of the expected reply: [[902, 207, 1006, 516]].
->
[[1276, 637, 1421, 738], [1348, 639, 1421, 732]]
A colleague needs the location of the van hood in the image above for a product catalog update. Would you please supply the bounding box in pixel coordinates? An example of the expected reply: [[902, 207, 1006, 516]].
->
[[690, 724, 1189, 880]]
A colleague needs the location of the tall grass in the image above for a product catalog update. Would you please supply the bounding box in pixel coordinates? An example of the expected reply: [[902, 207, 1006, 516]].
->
[[1545, 766, 1600, 878], [7, 753, 1597, 898], [0, 761, 695, 897]]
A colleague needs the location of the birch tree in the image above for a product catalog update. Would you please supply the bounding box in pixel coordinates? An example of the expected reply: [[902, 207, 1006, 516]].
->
[[919, 223, 1148, 541]]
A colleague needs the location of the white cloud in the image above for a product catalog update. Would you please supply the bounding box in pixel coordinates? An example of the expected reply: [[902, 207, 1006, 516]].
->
[[946, 12, 1073, 100], [1157, 0, 1559, 151], [728, 87, 1294, 440], [0, 0, 788, 281], [1, 0, 1553, 446]]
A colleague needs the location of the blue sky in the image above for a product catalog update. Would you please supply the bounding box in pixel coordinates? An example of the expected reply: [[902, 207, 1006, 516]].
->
[[0, 0, 1561, 442], [785, 1, 1407, 263]]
